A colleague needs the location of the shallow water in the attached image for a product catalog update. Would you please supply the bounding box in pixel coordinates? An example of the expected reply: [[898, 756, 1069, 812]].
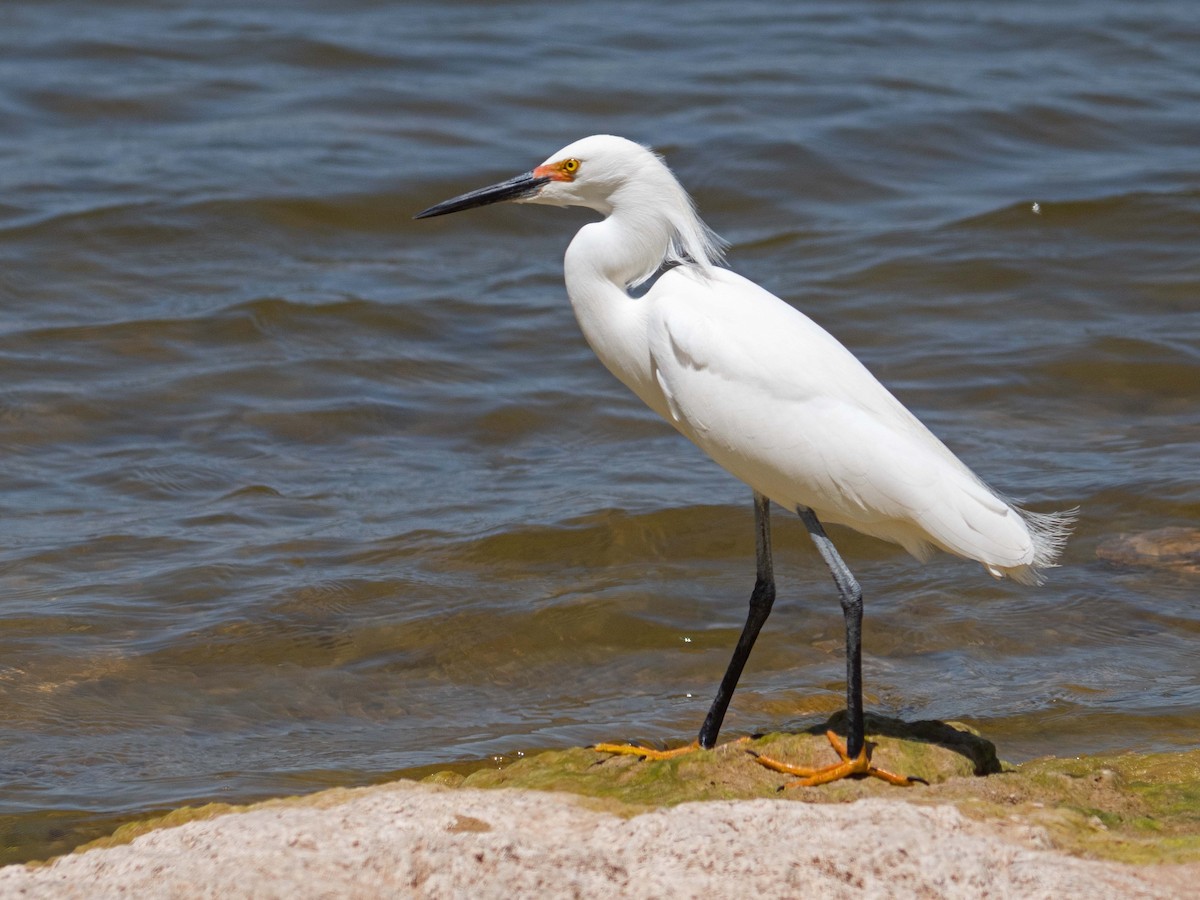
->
[[1, 0, 1198, 864]]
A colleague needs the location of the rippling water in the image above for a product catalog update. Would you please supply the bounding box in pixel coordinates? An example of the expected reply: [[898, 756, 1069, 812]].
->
[[1, 0, 1198, 864]]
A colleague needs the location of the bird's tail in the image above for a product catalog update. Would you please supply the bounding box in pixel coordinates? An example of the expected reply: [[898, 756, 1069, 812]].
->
[[991, 505, 1079, 586]]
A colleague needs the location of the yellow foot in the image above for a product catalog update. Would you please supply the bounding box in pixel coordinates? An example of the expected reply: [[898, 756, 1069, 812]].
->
[[752, 729, 917, 788], [592, 740, 701, 760], [593, 735, 750, 761]]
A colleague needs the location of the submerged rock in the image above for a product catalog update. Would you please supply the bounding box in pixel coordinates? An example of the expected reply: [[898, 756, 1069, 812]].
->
[[1097, 527, 1200, 575]]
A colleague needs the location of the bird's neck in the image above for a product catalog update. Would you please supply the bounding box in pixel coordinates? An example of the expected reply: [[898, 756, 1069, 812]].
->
[[567, 211, 671, 291], [562, 215, 670, 416]]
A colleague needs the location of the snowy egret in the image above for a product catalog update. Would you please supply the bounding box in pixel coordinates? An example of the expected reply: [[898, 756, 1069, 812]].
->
[[415, 135, 1075, 787]]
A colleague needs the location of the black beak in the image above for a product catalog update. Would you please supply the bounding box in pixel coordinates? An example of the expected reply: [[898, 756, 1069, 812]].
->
[[414, 171, 551, 220]]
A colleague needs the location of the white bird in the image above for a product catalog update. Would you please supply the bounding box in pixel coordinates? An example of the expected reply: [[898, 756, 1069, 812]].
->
[[415, 135, 1075, 786]]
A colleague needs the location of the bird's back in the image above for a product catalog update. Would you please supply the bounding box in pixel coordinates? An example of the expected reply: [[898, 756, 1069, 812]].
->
[[639, 266, 1070, 584]]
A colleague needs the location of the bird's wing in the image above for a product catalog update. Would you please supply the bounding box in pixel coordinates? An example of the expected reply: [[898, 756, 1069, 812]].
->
[[645, 267, 1035, 567]]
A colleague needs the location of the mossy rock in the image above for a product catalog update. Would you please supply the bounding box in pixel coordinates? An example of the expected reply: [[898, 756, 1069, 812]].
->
[[948, 750, 1200, 865], [41, 715, 1200, 869], [436, 713, 999, 810], [424, 714, 1200, 865]]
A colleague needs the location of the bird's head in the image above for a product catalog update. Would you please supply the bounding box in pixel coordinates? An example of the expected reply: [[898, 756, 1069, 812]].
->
[[415, 135, 650, 219], [415, 135, 726, 284]]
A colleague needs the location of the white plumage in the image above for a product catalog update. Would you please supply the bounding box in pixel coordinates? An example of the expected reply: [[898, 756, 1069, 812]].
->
[[545, 135, 1072, 584], [416, 133, 1075, 782]]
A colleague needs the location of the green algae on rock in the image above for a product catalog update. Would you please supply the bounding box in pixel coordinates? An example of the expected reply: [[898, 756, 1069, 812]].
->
[[20, 718, 1198, 871], [424, 716, 1200, 866], [444, 714, 1000, 809], [951, 751, 1200, 865]]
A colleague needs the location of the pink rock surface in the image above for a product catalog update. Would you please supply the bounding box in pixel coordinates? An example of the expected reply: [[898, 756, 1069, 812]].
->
[[0, 781, 1190, 899]]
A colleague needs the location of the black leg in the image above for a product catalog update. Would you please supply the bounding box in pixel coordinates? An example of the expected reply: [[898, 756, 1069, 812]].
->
[[796, 506, 865, 760], [697, 492, 775, 749]]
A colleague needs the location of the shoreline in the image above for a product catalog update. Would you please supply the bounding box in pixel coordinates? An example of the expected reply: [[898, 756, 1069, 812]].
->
[[3, 725, 1198, 897], [1, 780, 1194, 899]]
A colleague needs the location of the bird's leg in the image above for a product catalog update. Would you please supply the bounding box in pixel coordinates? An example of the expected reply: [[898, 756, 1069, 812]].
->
[[594, 492, 774, 761], [697, 490, 775, 748], [752, 506, 915, 787], [803, 506, 866, 759]]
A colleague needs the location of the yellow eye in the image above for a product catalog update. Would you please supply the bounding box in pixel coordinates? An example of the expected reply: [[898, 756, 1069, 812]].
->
[[561, 158, 581, 175]]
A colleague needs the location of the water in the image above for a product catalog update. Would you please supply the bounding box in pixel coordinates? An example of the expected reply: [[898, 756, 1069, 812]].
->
[[2, 0, 1198, 864]]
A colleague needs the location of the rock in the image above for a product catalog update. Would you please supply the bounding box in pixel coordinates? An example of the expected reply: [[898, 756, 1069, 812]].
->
[[1096, 528, 1200, 574], [453, 713, 1000, 809], [4, 717, 1197, 898], [0, 782, 1190, 899]]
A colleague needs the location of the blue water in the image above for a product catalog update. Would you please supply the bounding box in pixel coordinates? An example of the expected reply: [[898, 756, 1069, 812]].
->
[[1, 0, 1197, 863]]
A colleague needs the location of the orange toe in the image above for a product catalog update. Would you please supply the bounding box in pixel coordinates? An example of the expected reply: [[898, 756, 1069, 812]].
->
[[594, 735, 751, 761], [752, 729, 916, 788], [593, 740, 701, 760]]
